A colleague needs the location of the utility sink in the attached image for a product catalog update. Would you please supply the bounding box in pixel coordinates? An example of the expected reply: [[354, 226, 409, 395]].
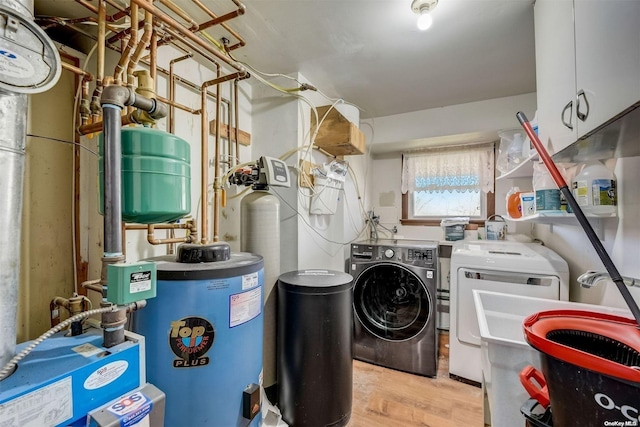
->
[[472, 290, 632, 427]]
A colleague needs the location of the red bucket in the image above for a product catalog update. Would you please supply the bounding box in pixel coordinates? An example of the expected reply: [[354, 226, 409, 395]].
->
[[521, 310, 640, 426]]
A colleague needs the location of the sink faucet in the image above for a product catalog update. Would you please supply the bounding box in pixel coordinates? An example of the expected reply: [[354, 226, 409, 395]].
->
[[578, 270, 638, 288]]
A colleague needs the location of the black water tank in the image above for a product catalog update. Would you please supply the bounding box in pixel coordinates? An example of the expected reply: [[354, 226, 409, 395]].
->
[[277, 269, 353, 427]]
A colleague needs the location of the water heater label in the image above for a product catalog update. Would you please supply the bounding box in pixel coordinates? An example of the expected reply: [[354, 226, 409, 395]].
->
[[242, 272, 259, 290], [84, 360, 129, 390], [0, 377, 72, 427], [230, 287, 262, 328]]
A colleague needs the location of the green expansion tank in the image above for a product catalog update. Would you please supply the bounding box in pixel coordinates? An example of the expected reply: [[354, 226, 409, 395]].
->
[[99, 127, 191, 224]]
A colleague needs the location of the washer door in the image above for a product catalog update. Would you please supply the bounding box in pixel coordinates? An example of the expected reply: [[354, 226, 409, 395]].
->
[[354, 262, 432, 341]]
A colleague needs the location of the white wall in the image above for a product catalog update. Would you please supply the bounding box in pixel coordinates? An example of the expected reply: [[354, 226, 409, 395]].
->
[[251, 73, 368, 273], [533, 156, 640, 308], [364, 93, 537, 241]]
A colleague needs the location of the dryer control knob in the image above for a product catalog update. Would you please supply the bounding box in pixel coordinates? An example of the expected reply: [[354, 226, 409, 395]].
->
[[384, 249, 395, 259]]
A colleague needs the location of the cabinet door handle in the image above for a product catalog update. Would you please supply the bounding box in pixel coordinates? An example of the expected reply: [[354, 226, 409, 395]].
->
[[561, 100, 573, 130], [576, 89, 590, 121]]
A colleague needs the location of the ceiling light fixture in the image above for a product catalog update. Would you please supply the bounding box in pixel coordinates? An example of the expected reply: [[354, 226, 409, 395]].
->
[[411, 0, 438, 31]]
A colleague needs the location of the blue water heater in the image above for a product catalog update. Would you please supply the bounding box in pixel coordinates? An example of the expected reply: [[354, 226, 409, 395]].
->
[[134, 243, 264, 427]]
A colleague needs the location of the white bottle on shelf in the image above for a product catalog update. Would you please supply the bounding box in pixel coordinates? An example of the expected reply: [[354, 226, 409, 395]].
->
[[533, 162, 561, 212], [572, 161, 617, 216]]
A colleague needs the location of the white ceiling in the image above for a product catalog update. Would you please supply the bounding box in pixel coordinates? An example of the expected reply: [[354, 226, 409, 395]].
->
[[35, 0, 536, 119]]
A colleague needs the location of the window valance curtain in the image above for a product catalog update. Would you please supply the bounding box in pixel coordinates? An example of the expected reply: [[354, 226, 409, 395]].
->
[[401, 144, 494, 194]]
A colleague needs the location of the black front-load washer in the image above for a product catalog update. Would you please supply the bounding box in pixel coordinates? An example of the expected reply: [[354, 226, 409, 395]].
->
[[350, 239, 439, 377]]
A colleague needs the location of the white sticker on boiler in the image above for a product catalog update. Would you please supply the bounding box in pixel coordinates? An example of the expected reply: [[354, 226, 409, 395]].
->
[[84, 360, 129, 390], [242, 272, 259, 290], [72, 342, 103, 358], [229, 287, 262, 328], [427, 271, 433, 279], [0, 377, 72, 427]]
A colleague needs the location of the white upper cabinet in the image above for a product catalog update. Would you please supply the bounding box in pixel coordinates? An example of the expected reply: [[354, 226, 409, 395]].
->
[[534, 0, 576, 155], [535, 0, 640, 155]]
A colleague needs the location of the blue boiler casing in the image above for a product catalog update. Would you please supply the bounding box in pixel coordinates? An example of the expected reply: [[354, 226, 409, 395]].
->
[[134, 244, 264, 427]]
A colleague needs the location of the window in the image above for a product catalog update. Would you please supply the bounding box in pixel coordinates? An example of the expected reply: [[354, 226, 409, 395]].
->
[[401, 144, 495, 225]]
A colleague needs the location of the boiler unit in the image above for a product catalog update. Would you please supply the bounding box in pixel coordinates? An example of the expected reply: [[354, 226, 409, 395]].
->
[[0, 327, 147, 427], [134, 242, 264, 427]]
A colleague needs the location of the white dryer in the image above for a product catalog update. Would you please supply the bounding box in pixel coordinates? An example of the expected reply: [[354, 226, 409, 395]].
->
[[449, 241, 569, 384]]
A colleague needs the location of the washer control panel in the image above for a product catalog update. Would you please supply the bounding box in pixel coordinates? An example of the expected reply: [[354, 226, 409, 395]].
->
[[351, 242, 437, 267]]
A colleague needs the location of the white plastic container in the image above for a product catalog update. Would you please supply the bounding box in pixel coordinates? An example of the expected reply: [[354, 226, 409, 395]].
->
[[572, 161, 617, 216], [519, 192, 535, 217], [473, 290, 632, 427], [533, 162, 561, 212]]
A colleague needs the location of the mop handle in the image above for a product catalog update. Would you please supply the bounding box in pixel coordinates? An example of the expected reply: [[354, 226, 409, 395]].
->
[[516, 111, 640, 326]]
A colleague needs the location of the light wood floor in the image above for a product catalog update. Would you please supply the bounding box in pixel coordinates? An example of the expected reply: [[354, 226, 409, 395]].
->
[[348, 338, 484, 427]]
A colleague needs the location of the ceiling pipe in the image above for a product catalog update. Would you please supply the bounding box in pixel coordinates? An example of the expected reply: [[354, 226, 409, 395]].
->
[[192, 0, 246, 51], [114, 1, 139, 85], [129, 0, 247, 75]]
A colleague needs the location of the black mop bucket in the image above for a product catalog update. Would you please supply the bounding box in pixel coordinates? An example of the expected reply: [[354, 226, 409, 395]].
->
[[521, 309, 640, 426]]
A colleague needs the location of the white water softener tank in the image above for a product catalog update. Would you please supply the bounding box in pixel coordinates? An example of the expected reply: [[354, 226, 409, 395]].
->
[[134, 243, 264, 427], [572, 161, 617, 216]]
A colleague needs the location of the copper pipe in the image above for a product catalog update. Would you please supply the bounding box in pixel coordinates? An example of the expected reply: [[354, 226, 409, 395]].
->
[[125, 223, 193, 230], [97, 0, 106, 86], [168, 53, 193, 133], [74, 0, 99, 15], [129, 0, 246, 74], [147, 225, 192, 245], [78, 113, 134, 136], [106, 19, 144, 45], [157, 95, 200, 115], [234, 78, 240, 166], [227, 82, 232, 166], [159, 0, 199, 31], [125, 222, 197, 245], [105, 0, 127, 12], [201, 71, 243, 243], [191, 0, 246, 50], [114, 1, 139, 84], [214, 71, 221, 243], [127, 8, 153, 86], [198, 0, 246, 31], [150, 28, 158, 90], [84, 283, 103, 294], [61, 62, 94, 126], [61, 62, 94, 82]]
